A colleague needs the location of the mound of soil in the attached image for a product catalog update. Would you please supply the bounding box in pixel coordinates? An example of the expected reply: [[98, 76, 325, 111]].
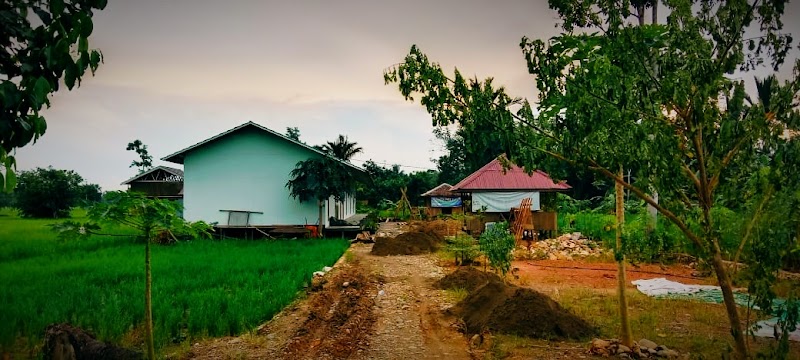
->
[[449, 277, 595, 340], [435, 267, 503, 293], [371, 232, 440, 256]]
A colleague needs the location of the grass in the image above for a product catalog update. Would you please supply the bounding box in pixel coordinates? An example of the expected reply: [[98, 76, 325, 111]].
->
[[0, 207, 349, 354], [486, 284, 800, 358]]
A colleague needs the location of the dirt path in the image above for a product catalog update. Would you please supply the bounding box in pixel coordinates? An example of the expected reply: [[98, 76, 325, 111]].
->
[[351, 243, 472, 360], [180, 240, 472, 360]]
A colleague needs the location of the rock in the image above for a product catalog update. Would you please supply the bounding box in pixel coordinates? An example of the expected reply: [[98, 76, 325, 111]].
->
[[323, 266, 333, 272], [617, 344, 631, 354], [378, 290, 385, 296], [657, 349, 679, 358], [228, 338, 241, 344], [639, 338, 658, 350], [619, 353, 631, 359], [342, 281, 350, 288], [313, 271, 325, 277]]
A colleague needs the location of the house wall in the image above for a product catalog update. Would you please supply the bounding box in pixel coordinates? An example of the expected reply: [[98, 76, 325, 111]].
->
[[183, 127, 330, 226], [471, 191, 541, 212]]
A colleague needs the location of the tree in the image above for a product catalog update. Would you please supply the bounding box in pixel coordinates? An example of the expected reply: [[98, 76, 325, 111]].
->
[[321, 134, 363, 161], [54, 191, 213, 359], [384, 1, 797, 357], [14, 167, 93, 218], [285, 127, 301, 141], [286, 156, 357, 231], [1, 0, 107, 192], [127, 140, 153, 174], [76, 183, 102, 205]]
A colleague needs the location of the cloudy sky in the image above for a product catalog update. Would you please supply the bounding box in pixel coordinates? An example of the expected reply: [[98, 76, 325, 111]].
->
[[15, 0, 800, 191]]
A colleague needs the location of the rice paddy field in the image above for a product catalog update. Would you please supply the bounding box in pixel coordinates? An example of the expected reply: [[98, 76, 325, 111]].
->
[[0, 208, 349, 354]]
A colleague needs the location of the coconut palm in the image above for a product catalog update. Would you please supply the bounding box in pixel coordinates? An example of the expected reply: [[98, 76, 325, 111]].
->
[[322, 135, 363, 161]]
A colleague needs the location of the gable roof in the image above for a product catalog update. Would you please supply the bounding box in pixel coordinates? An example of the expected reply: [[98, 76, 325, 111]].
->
[[161, 121, 365, 173], [421, 183, 456, 197], [121, 166, 184, 185], [451, 158, 571, 192]]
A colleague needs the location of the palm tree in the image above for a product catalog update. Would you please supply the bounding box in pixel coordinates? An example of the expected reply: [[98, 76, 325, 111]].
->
[[322, 135, 363, 161]]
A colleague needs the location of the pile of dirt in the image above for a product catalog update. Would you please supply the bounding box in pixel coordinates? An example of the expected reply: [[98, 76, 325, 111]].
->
[[371, 232, 441, 256], [409, 219, 463, 239], [447, 275, 595, 340], [435, 266, 503, 293]]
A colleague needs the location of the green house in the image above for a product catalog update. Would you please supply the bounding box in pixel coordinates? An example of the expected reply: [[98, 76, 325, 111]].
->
[[162, 121, 363, 228]]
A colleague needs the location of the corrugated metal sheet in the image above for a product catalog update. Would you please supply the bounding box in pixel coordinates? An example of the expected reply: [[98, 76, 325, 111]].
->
[[451, 158, 571, 191], [421, 183, 456, 197]]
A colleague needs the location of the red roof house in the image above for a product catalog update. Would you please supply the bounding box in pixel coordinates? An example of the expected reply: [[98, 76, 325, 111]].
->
[[451, 157, 570, 212]]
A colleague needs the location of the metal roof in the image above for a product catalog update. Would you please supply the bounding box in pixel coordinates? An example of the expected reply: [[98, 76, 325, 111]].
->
[[421, 183, 456, 197], [451, 158, 571, 192], [161, 121, 366, 173], [121, 166, 185, 185]]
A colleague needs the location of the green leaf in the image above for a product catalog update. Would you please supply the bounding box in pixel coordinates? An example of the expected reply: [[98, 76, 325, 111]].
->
[[78, 36, 88, 53], [50, 0, 64, 14], [33, 77, 51, 104], [4, 166, 16, 192], [80, 15, 93, 38]]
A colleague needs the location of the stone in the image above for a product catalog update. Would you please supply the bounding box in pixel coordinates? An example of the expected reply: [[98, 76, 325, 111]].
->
[[342, 281, 350, 288], [313, 271, 325, 277], [323, 266, 333, 272], [639, 338, 658, 350], [228, 338, 241, 344], [661, 349, 680, 358], [617, 345, 631, 354]]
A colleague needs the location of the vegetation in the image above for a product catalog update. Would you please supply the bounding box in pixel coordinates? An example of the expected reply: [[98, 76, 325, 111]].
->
[[479, 222, 516, 277], [127, 139, 153, 174], [321, 134, 363, 161], [285, 126, 301, 141], [1, 0, 107, 191], [1, 208, 349, 354], [13, 167, 100, 218], [286, 155, 358, 229], [55, 191, 213, 359], [384, 0, 799, 356], [357, 160, 438, 209], [447, 234, 480, 266]]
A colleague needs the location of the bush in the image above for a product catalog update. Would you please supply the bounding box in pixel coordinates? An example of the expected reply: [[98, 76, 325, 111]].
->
[[13, 167, 98, 218], [447, 234, 480, 265], [479, 221, 516, 276]]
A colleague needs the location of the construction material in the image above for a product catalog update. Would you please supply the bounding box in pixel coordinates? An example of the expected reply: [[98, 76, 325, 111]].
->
[[522, 233, 608, 260]]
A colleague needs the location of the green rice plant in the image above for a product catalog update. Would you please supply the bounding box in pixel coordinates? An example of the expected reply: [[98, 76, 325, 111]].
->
[[0, 210, 349, 354]]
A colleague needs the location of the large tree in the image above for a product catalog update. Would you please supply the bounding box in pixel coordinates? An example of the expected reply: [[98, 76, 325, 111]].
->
[[1, 0, 107, 192], [14, 166, 95, 218], [384, 0, 798, 357]]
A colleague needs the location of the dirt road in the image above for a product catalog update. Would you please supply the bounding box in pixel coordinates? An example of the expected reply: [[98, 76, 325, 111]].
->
[[181, 241, 472, 360]]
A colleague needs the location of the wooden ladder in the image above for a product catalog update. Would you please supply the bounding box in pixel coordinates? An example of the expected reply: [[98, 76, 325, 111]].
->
[[511, 198, 533, 243]]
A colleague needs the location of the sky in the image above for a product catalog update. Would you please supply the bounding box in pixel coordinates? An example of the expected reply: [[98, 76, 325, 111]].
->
[[14, 0, 800, 191]]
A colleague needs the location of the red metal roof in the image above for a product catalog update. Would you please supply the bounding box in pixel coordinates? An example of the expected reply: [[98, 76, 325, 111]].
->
[[451, 158, 571, 191]]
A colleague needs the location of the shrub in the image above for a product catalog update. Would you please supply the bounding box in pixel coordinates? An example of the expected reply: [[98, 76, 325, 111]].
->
[[447, 234, 480, 265], [479, 222, 516, 277]]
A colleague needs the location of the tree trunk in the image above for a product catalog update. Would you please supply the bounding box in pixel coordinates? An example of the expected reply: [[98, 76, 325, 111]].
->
[[710, 246, 748, 358], [616, 168, 632, 347], [318, 200, 325, 238], [652, 0, 658, 25], [637, 5, 645, 26], [144, 238, 155, 360]]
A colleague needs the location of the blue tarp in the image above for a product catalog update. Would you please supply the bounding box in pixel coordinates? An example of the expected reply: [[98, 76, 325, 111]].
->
[[431, 197, 462, 208]]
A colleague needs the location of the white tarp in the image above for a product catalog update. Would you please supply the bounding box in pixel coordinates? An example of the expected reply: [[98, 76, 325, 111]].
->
[[631, 278, 718, 296], [472, 191, 540, 212]]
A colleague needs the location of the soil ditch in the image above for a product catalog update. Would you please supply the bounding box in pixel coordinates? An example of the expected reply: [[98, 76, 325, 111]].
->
[[370, 231, 441, 256], [439, 267, 595, 340], [280, 267, 377, 360]]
